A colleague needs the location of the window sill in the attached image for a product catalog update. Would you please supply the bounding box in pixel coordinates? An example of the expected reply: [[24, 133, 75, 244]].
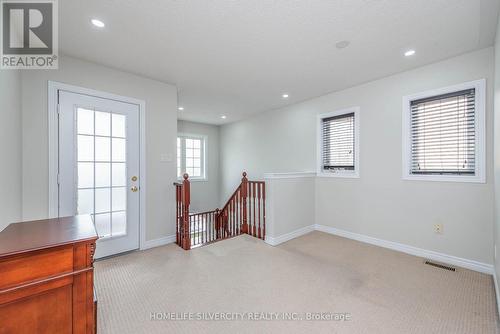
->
[[402, 174, 485, 184], [178, 177, 208, 183], [317, 171, 359, 179]]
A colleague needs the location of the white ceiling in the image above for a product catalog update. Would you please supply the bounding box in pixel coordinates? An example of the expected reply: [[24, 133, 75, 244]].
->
[[59, 0, 499, 125]]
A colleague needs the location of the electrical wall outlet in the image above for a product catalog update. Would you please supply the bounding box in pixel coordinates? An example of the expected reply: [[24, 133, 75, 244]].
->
[[434, 224, 443, 234]]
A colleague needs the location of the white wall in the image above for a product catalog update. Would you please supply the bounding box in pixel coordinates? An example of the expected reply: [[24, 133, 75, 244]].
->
[[0, 70, 22, 232], [493, 18, 500, 281], [177, 120, 220, 211], [21, 55, 178, 241], [264, 174, 315, 244], [221, 48, 495, 265]]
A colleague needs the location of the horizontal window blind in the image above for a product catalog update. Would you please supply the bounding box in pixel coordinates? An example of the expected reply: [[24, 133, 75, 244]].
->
[[322, 112, 355, 170], [410, 88, 475, 175]]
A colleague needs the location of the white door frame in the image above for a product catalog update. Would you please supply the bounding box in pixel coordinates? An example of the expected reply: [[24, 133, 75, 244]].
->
[[48, 81, 147, 250]]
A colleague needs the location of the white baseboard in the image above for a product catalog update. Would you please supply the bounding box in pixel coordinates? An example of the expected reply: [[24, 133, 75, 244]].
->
[[264, 224, 493, 274], [494, 272, 500, 318], [142, 234, 176, 250], [265, 225, 315, 246], [314, 224, 493, 274]]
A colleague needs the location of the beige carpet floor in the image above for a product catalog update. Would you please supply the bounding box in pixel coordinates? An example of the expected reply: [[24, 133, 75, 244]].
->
[[94, 231, 499, 334]]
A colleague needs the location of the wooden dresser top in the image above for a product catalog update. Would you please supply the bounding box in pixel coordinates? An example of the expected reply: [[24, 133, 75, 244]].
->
[[0, 215, 98, 258]]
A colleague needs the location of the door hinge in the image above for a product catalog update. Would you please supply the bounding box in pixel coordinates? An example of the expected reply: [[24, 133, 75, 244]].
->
[[57, 173, 60, 185]]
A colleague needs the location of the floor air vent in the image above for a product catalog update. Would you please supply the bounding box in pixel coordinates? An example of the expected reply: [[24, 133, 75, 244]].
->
[[424, 260, 456, 272]]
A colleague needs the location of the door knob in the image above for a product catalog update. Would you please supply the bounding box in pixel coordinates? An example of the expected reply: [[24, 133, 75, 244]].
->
[[131, 186, 138, 192]]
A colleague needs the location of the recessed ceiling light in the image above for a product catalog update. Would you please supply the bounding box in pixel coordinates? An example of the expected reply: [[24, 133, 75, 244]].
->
[[91, 19, 105, 28], [178, 106, 184, 111], [404, 49, 416, 57], [282, 94, 289, 99], [335, 40, 350, 49], [221, 115, 227, 119]]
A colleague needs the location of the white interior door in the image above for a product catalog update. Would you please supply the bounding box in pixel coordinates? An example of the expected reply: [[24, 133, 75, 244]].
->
[[58, 90, 140, 259]]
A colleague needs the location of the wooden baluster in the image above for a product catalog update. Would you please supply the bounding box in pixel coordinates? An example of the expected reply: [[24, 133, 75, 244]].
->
[[214, 210, 217, 241], [181, 174, 191, 250], [241, 172, 248, 234], [230, 200, 233, 237], [248, 181, 252, 236], [262, 182, 266, 240], [257, 183, 261, 239], [248, 182, 251, 236], [229, 200, 233, 237], [225, 210, 228, 238], [215, 208, 220, 239], [232, 197, 236, 237], [232, 198, 235, 236], [192, 215, 195, 247], [236, 189, 240, 235], [238, 187, 243, 234], [226, 200, 231, 237], [209, 212, 212, 242], [250, 182, 254, 236], [252, 182, 257, 237]]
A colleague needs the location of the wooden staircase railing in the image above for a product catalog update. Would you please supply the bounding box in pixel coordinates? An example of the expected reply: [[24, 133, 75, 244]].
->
[[174, 172, 265, 250]]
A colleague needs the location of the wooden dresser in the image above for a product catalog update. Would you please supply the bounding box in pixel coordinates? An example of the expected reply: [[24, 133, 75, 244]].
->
[[0, 216, 98, 334]]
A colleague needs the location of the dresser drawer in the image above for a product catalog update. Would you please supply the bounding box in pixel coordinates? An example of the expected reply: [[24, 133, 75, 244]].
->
[[0, 245, 74, 290]]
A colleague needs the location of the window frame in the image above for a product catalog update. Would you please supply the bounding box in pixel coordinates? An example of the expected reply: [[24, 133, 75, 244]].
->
[[402, 79, 486, 183], [177, 133, 208, 182], [316, 107, 360, 178]]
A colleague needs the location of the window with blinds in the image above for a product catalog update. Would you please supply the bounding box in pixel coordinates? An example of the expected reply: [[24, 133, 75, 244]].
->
[[322, 112, 355, 171], [410, 89, 475, 175]]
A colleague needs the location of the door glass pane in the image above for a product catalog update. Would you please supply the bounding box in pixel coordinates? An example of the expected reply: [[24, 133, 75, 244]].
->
[[76, 109, 129, 240], [77, 108, 94, 135], [112, 187, 126, 211], [112, 211, 126, 236], [78, 163, 94, 188], [112, 138, 126, 162], [95, 188, 111, 213], [77, 135, 94, 161], [94, 213, 111, 238], [95, 111, 111, 136], [77, 189, 93, 214], [95, 137, 111, 161], [112, 114, 126, 138], [112, 163, 126, 186], [95, 163, 111, 187]]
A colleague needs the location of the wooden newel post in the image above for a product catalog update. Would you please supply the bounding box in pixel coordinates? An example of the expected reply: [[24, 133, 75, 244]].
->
[[241, 171, 249, 234], [215, 208, 220, 239], [181, 173, 191, 250]]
